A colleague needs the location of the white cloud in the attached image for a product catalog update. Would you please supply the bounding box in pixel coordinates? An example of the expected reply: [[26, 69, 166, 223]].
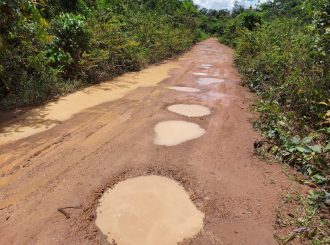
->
[[193, 0, 269, 10], [193, 0, 233, 10]]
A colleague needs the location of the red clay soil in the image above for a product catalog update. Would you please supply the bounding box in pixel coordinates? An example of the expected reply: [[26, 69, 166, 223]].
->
[[0, 39, 302, 244]]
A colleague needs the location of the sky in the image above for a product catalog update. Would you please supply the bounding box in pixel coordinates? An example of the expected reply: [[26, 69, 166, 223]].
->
[[193, 0, 269, 10]]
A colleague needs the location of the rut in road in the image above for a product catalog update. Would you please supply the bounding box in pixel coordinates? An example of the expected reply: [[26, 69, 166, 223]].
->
[[0, 39, 301, 245]]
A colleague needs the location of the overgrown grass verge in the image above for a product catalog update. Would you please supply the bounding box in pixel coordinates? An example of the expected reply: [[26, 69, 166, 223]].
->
[[253, 104, 330, 244], [274, 189, 329, 244]]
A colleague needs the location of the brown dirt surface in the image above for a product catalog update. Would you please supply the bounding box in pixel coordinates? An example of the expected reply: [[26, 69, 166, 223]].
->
[[0, 39, 303, 245]]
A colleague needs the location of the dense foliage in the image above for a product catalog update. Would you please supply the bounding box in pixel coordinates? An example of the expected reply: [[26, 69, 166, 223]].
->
[[229, 0, 329, 184], [0, 0, 201, 108]]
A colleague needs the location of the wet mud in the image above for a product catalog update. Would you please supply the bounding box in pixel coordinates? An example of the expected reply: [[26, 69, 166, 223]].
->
[[167, 86, 200, 93]]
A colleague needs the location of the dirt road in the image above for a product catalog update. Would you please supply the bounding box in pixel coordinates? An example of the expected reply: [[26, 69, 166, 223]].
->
[[0, 39, 295, 244]]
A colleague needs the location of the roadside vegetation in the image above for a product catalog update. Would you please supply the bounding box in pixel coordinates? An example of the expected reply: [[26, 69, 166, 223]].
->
[[0, 0, 204, 109], [204, 0, 329, 243]]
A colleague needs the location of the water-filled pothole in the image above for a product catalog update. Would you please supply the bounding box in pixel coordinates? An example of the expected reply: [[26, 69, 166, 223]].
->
[[199, 91, 226, 101], [192, 72, 208, 76], [167, 86, 200, 93], [154, 120, 205, 146], [167, 104, 211, 117], [201, 64, 212, 69], [95, 175, 204, 245], [197, 78, 225, 85]]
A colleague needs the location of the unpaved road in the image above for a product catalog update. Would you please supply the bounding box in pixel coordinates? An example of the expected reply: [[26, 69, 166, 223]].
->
[[0, 39, 297, 244]]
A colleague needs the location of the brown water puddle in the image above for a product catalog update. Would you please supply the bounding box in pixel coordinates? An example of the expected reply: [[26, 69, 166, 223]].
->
[[0, 63, 178, 145], [192, 72, 208, 76], [167, 86, 200, 93], [201, 64, 213, 69], [154, 120, 205, 146], [167, 104, 211, 117], [95, 175, 204, 245], [197, 78, 225, 85], [199, 91, 227, 101]]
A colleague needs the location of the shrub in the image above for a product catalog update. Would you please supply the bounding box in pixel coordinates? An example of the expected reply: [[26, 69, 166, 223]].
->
[[84, 8, 196, 82], [219, 10, 261, 47], [235, 18, 328, 125], [49, 13, 90, 74], [0, 0, 65, 108]]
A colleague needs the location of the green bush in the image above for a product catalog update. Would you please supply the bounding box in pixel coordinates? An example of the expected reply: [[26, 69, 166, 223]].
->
[[49, 13, 90, 73], [225, 0, 330, 192], [219, 10, 262, 47], [0, 0, 65, 108], [235, 18, 328, 125], [83, 8, 196, 82]]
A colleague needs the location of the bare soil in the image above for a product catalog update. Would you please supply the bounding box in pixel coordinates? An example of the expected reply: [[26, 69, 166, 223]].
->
[[0, 39, 302, 244]]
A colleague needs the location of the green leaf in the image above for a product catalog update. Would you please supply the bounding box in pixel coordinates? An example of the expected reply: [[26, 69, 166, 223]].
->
[[301, 136, 313, 144], [311, 174, 327, 184], [324, 143, 330, 152], [290, 136, 300, 144], [267, 129, 276, 138], [308, 190, 323, 204], [308, 144, 322, 153], [325, 192, 330, 205], [295, 146, 311, 153], [307, 166, 314, 175]]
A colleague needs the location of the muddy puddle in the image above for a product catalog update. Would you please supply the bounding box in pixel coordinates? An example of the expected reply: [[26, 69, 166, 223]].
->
[[167, 86, 200, 93], [154, 120, 205, 146], [192, 72, 208, 76], [167, 104, 211, 117], [197, 78, 225, 85], [0, 63, 178, 145], [199, 91, 226, 101], [201, 64, 212, 69], [95, 175, 204, 245]]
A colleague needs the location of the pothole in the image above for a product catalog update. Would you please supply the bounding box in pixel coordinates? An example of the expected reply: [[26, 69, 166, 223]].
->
[[167, 86, 201, 93], [154, 120, 205, 146], [199, 91, 226, 101], [197, 78, 225, 85], [95, 175, 204, 245], [201, 64, 212, 69], [167, 104, 211, 117], [192, 72, 208, 76]]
